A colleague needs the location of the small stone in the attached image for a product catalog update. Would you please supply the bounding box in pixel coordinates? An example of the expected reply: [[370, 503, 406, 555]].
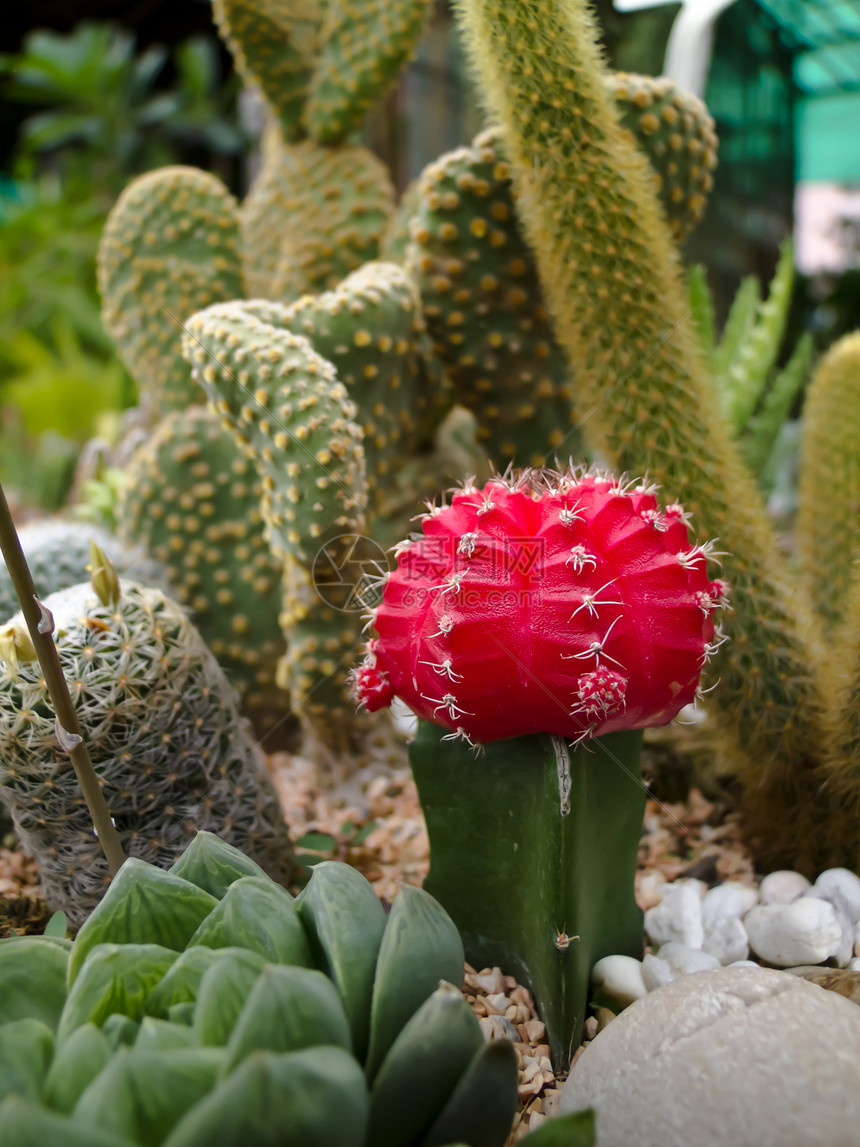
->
[[657, 942, 721, 977], [759, 870, 810, 905], [644, 881, 704, 949], [559, 966, 860, 1147], [702, 915, 749, 965], [851, 957, 860, 972], [478, 1014, 520, 1042], [729, 959, 759, 967], [591, 954, 648, 1007], [744, 898, 843, 966], [811, 868, 860, 926], [701, 881, 759, 927], [641, 953, 674, 991]]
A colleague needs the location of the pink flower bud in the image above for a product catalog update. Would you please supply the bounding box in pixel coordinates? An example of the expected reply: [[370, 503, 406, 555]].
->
[[353, 469, 727, 745]]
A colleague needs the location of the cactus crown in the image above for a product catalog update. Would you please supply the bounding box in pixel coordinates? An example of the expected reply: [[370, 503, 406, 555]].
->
[[354, 466, 726, 746]]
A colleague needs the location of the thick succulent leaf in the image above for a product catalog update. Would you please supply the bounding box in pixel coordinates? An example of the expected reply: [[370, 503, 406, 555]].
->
[[42, 1023, 113, 1114], [296, 859, 387, 1063], [58, 944, 179, 1043], [186, 876, 312, 965], [192, 950, 267, 1047], [417, 1039, 518, 1147], [517, 1110, 596, 1146], [168, 832, 270, 899], [223, 965, 352, 1072], [74, 1047, 223, 1147], [367, 983, 483, 1147], [69, 859, 218, 983], [0, 937, 68, 1030], [143, 947, 226, 1018], [365, 884, 465, 1081], [0, 1095, 137, 1147], [0, 1018, 53, 1104], [102, 1013, 140, 1048], [135, 1017, 198, 1053], [163, 1046, 368, 1147]]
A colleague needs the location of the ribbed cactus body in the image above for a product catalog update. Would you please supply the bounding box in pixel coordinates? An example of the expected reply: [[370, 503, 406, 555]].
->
[[97, 167, 244, 418], [240, 129, 395, 300], [115, 406, 290, 741], [307, 0, 434, 143], [0, 522, 163, 623], [796, 333, 860, 633], [213, 0, 323, 141], [452, 0, 826, 820], [407, 127, 576, 467], [607, 72, 717, 244], [0, 581, 294, 925]]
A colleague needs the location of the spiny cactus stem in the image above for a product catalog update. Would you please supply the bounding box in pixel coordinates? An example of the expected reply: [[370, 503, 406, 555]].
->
[[409, 721, 645, 1067], [0, 483, 126, 876]]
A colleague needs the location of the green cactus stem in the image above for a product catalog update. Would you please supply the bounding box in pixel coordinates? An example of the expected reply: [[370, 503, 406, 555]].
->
[[410, 724, 644, 1068], [796, 332, 860, 633], [97, 166, 244, 419], [240, 128, 395, 300], [451, 0, 828, 867]]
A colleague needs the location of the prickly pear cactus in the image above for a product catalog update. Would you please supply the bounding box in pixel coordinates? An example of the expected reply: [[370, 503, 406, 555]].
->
[[97, 167, 245, 418], [0, 577, 294, 926], [115, 406, 291, 743], [607, 72, 718, 244], [240, 128, 395, 300], [0, 521, 164, 623]]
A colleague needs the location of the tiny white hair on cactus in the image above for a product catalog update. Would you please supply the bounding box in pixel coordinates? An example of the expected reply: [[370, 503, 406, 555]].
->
[[428, 613, 455, 638], [640, 508, 667, 531], [430, 570, 467, 598], [418, 658, 463, 681], [423, 692, 473, 720], [458, 532, 479, 556], [565, 545, 598, 573], [562, 616, 625, 669], [569, 579, 623, 621]]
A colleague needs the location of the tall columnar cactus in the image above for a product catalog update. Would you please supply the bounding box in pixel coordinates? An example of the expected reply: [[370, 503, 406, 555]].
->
[[97, 167, 245, 419], [0, 564, 294, 926], [795, 333, 860, 633], [354, 467, 725, 1062], [450, 0, 834, 870], [240, 128, 396, 300], [115, 406, 291, 743]]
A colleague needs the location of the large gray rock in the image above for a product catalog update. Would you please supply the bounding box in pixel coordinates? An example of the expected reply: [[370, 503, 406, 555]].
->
[[559, 966, 860, 1147]]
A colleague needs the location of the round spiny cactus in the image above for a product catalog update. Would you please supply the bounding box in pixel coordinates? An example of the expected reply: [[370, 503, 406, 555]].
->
[[0, 573, 294, 926]]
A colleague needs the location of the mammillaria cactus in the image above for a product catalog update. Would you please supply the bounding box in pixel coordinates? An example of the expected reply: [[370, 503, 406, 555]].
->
[[0, 832, 521, 1147], [354, 467, 726, 1063], [0, 556, 294, 925]]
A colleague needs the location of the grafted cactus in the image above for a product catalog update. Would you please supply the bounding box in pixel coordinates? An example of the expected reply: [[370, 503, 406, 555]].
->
[[354, 466, 724, 1062], [0, 563, 294, 926]]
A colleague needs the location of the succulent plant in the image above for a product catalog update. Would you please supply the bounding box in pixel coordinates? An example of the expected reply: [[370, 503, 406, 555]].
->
[[0, 521, 164, 624], [114, 405, 291, 744], [354, 466, 724, 1063], [0, 562, 294, 926], [0, 831, 519, 1147]]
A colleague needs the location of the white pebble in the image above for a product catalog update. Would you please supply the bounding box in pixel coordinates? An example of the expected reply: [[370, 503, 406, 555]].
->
[[703, 915, 750, 965], [758, 870, 810, 905], [657, 942, 721, 977], [644, 881, 704, 950], [641, 953, 675, 991], [701, 882, 759, 927], [855, 920, 860, 958], [728, 960, 759, 967], [744, 897, 843, 966], [850, 957, 860, 972], [813, 867, 860, 925], [591, 955, 648, 1007]]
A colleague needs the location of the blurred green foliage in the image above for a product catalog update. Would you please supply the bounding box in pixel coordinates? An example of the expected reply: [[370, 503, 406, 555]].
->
[[0, 22, 246, 511]]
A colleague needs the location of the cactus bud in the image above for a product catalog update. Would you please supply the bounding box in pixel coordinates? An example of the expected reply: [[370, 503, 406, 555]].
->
[[0, 623, 37, 675], [88, 541, 121, 608], [354, 467, 726, 744]]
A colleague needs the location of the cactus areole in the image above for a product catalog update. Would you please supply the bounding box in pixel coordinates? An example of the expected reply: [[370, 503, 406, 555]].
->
[[354, 467, 726, 745]]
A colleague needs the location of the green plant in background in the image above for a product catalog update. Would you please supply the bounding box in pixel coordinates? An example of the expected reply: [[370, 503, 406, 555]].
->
[[0, 552, 295, 925], [0, 831, 520, 1147], [444, 0, 860, 875], [688, 240, 814, 485]]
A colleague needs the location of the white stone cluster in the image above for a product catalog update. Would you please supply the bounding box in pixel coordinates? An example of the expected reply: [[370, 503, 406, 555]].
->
[[592, 867, 860, 1007]]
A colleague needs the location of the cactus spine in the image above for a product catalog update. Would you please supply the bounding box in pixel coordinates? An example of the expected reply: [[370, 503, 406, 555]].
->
[[452, 0, 834, 869]]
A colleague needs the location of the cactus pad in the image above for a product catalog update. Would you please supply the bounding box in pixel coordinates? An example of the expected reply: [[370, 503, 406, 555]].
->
[[240, 130, 395, 300], [607, 72, 718, 244], [98, 167, 244, 418], [115, 406, 291, 742]]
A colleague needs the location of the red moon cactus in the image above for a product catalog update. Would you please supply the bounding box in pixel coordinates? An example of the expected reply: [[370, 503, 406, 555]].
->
[[354, 468, 727, 745]]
